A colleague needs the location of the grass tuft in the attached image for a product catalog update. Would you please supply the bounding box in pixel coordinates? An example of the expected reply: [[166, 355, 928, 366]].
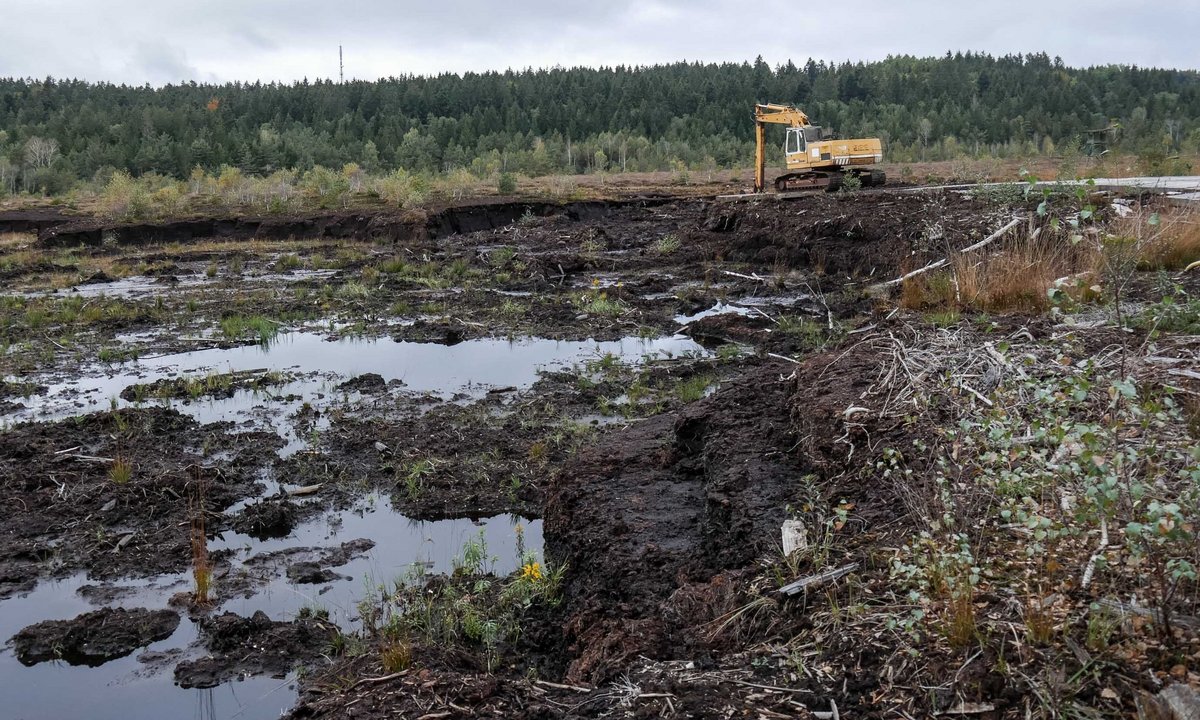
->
[[108, 457, 133, 484]]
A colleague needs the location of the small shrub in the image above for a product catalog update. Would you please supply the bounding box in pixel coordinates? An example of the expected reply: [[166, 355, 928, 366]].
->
[[301, 165, 350, 207], [101, 170, 152, 221], [1135, 292, 1200, 334], [373, 169, 427, 207], [437, 168, 478, 200], [497, 172, 517, 194]]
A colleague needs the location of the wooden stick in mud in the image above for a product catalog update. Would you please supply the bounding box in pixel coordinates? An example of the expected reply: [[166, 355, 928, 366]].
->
[[721, 270, 770, 283], [778, 562, 860, 596], [535, 679, 593, 693], [876, 216, 1025, 288], [345, 669, 409, 691], [1094, 598, 1200, 631]]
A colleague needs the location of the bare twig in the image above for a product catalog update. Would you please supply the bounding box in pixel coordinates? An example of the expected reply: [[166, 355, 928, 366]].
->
[[347, 670, 409, 690], [535, 679, 593, 694], [721, 270, 769, 283]]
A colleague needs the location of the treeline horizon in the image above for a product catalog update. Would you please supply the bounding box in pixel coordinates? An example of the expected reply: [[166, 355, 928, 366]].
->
[[2, 51, 1199, 195]]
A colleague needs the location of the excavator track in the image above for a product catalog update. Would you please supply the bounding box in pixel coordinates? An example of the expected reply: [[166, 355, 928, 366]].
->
[[774, 169, 886, 193]]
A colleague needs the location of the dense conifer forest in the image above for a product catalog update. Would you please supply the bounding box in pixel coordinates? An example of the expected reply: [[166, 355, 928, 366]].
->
[[2, 51, 1198, 195]]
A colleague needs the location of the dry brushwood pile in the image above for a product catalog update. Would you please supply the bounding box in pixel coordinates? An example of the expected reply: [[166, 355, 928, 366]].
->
[[781, 319, 1200, 716]]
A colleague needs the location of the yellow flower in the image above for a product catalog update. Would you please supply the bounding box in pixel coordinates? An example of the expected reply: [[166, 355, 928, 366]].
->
[[521, 562, 543, 582]]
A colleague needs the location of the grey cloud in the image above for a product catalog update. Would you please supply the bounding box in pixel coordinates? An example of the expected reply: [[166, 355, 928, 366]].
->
[[124, 42, 202, 86], [0, 0, 1196, 85]]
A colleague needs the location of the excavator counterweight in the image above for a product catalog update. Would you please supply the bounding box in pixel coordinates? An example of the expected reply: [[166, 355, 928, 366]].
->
[[753, 103, 885, 193]]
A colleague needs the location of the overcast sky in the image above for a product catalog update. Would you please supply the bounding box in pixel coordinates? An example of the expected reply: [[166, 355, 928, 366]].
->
[[1, 0, 1197, 86]]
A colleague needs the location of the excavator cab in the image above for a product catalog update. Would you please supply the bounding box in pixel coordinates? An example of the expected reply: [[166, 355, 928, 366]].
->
[[785, 126, 826, 158], [785, 127, 806, 156]]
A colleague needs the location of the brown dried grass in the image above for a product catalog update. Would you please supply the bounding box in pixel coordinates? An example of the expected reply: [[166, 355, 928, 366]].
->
[[190, 478, 212, 605], [902, 231, 1088, 314], [1136, 209, 1200, 270]]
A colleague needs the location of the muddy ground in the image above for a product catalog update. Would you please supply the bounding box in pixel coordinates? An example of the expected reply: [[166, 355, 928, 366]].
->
[[1, 187, 1197, 719]]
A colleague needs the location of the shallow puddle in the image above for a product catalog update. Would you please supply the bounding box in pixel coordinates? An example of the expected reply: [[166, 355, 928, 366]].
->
[[1, 329, 694, 716], [674, 301, 754, 325], [0, 573, 285, 720], [12, 269, 340, 299], [213, 499, 542, 625], [0, 501, 539, 720], [2, 331, 707, 450]]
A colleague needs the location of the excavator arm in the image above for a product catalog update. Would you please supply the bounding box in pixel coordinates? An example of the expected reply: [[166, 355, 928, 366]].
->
[[754, 104, 809, 192]]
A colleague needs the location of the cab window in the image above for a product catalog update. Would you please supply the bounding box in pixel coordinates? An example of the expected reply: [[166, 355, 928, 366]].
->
[[786, 128, 806, 155]]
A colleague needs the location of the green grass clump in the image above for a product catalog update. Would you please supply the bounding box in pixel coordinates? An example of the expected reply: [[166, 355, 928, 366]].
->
[[378, 256, 409, 274], [98, 346, 139, 364], [273, 253, 303, 272], [575, 292, 626, 317], [337, 281, 372, 300], [654, 233, 681, 254], [675, 374, 715, 403], [219, 315, 280, 346]]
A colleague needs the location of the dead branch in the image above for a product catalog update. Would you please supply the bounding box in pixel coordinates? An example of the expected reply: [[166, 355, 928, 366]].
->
[[721, 270, 769, 283], [875, 216, 1024, 288], [535, 679, 593, 693], [779, 562, 860, 596], [1095, 598, 1200, 631]]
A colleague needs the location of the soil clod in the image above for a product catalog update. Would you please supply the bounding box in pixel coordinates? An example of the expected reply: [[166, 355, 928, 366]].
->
[[11, 607, 180, 667], [173, 610, 336, 688]]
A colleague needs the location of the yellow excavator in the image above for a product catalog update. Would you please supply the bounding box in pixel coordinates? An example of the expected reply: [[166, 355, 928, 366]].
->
[[753, 103, 885, 192]]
